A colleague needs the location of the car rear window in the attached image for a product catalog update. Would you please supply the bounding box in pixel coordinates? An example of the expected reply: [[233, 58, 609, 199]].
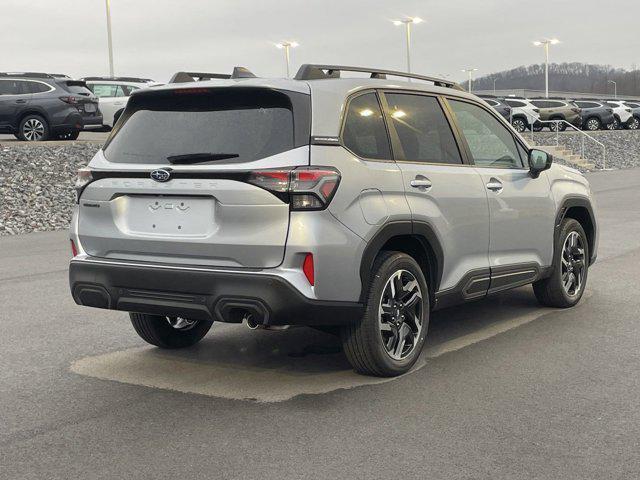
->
[[104, 87, 311, 165], [60, 80, 93, 96]]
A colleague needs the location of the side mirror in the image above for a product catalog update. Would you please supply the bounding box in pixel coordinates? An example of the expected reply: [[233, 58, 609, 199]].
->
[[529, 149, 553, 177]]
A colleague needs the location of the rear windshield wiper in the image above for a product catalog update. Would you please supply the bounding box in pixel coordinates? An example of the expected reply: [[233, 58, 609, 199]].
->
[[167, 153, 240, 164]]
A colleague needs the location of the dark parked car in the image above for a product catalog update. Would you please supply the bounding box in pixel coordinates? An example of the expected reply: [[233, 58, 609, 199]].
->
[[0, 72, 102, 141], [479, 95, 511, 120], [572, 100, 615, 131], [529, 99, 582, 131], [623, 100, 640, 130]]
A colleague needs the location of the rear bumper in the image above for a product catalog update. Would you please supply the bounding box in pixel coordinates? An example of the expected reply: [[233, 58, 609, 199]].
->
[[69, 258, 364, 326]]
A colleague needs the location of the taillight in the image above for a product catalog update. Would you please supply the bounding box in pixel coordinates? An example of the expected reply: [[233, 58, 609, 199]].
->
[[70, 239, 78, 257], [75, 167, 94, 202], [302, 253, 314, 286], [59, 96, 80, 104], [247, 167, 341, 211]]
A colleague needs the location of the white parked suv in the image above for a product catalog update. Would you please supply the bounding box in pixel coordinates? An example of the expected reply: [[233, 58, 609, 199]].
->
[[83, 77, 161, 129], [602, 99, 634, 129], [501, 97, 541, 132]]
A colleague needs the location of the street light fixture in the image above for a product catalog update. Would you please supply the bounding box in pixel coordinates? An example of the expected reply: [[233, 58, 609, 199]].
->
[[105, 0, 114, 77], [533, 38, 560, 98], [275, 41, 299, 78], [608, 80, 617, 98], [392, 16, 423, 73], [461, 68, 478, 92]]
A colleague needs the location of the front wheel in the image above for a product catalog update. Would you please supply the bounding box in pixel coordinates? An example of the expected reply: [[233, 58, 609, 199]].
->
[[511, 118, 527, 133], [129, 313, 213, 348], [627, 116, 640, 130], [533, 218, 589, 308], [341, 251, 429, 377]]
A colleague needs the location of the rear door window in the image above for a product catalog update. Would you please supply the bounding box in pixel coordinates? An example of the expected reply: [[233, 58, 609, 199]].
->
[[384, 92, 462, 164], [26, 81, 52, 93], [104, 87, 310, 165], [342, 92, 391, 160], [0, 80, 27, 95]]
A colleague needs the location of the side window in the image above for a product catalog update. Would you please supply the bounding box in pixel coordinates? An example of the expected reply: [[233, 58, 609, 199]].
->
[[504, 99, 526, 108], [448, 99, 523, 169], [342, 92, 391, 160], [0, 80, 22, 95], [384, 93, 462, 164], [91, 84, 118, 98], [26, 81, 51, 93]]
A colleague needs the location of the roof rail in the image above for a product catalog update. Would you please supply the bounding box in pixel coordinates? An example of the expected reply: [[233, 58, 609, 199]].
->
[[0, 72, 54, 79], [169, 67, 257, 84], [82, 76, 155, 83], [294, 64, 463, 90]]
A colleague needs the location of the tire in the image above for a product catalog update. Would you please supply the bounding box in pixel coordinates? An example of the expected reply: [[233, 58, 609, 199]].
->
[[340, 251, 429, 377], [511, 118, 527, 133], [607, 118, 620, 130], [533, 218, 589, 308], [584, 117, 601, 131], [627, 116, 640, 130], [18, 114, 49, 141], [129, 313, 213, 349], [532, 124, 543, 132]]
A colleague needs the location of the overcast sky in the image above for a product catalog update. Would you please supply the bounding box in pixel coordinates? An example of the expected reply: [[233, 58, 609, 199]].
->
[[2, 0, 639, 83]]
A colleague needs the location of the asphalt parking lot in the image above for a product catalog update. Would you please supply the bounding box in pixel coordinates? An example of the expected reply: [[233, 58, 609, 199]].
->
[[1, 168, 640, 479]]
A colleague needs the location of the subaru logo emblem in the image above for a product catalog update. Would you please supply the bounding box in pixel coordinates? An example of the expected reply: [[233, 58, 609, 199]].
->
[[150, 169, 171, 182]]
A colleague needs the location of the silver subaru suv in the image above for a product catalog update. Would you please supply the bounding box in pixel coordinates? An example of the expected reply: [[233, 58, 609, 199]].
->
[[69, 65, 598, 377]]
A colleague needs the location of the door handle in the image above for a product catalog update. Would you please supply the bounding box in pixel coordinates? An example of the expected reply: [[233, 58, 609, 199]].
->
[[410, 176, 432, 189], [486, 178, 503, 193], [15, 99, 27, 104]]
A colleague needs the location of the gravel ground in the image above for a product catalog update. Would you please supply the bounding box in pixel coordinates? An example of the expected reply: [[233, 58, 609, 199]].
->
[[528, 130, 640, 170], [1, 132, 639, 236], [0, 143, 99, 236]]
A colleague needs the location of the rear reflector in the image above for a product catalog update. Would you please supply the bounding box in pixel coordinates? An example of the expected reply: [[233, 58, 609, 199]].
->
[[70, 239, 78, 257], [303, 253, 314, 286]]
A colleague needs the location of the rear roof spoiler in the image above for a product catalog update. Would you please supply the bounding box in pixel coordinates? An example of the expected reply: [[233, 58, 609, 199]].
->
[[169, 67, 257, 84], [294, 64, 464, 90]]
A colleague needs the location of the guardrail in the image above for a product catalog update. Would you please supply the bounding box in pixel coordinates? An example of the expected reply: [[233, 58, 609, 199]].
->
[[529, 119, 607, 169]]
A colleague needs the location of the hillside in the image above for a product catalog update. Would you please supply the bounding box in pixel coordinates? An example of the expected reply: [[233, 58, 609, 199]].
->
[[470, 63, 640, 97]]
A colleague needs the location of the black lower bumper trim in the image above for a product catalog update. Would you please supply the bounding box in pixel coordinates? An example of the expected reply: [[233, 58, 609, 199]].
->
[[69, 260, 363, 326]]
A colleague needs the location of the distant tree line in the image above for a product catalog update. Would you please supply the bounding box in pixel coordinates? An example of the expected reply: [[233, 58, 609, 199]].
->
[[470, 63, 640, 97]]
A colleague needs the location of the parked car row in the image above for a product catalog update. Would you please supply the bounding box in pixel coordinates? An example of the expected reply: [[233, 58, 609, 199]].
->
[[480, 94, 640, 133], [0, 72, 159, 141]]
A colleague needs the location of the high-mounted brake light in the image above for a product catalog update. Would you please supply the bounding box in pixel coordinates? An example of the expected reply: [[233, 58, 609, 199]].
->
[[247, 167, 341, 211]]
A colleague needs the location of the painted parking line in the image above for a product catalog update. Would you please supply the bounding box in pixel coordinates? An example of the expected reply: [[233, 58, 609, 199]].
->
[[71, 292, 590, 403]]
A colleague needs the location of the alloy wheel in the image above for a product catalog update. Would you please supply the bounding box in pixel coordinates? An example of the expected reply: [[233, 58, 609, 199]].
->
[[378, 269, 423, 360], [166, 316, 198, 331], [628, 117, 640, 130], [23, 119, 45, 141], [586, 118, 600, 131], [561, 231, 586, 297], [512, 119, 526, 133]]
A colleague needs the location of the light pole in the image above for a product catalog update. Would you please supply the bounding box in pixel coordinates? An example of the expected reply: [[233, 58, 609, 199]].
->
[[392, 17, 423, 73], [608, 80, 617, 98], [105, 0, 114, 77], [533, 38, 560, 98], [493, 78, 497, 95], [461, 68, 478, 92], [275, 41, 298, 78]]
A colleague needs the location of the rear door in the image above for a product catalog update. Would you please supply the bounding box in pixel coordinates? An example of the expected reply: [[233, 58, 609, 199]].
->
[[380, 91, 490, 296], [445, 98, 556, 280], [78, 85, 311, 268], [0, 80, 31, 128], [88, 83, 128, 126]]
